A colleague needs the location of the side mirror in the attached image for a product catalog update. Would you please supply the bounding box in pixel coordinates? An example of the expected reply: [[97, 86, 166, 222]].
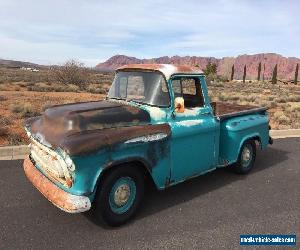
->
[[174, 97, 185, 113]]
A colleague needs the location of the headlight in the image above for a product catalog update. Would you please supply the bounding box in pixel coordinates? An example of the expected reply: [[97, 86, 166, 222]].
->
[[24, 127, 31, 137], [65, 154, 75, 171]]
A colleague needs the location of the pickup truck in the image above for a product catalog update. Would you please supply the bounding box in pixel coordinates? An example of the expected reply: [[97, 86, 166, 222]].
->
[[23, 64, 272, 226]]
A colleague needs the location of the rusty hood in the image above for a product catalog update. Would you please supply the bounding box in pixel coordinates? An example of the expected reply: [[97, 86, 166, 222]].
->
[[26, 100, 151, 149]]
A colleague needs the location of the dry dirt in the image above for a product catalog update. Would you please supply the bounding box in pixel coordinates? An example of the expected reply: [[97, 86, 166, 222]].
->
[[0, 90, 104, 146], [0, 81, 299, 146]]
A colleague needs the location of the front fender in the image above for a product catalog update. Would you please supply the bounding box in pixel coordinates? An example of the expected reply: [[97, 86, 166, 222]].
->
[[68, 132, 171, 201]]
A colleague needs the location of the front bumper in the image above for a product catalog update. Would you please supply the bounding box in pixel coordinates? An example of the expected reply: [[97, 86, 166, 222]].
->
[[23, 156, 91, 213]]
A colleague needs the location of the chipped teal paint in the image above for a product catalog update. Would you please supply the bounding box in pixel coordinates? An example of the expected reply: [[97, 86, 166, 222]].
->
[[44, 73, 270, 201], [218, 113, 269, 165]]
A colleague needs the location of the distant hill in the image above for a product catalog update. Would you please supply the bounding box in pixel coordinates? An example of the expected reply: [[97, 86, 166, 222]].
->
[[0, 59, 44, 69], [96, 53, 300, 80]]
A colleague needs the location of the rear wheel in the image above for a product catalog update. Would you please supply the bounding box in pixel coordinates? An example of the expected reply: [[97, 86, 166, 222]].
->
[[93, 165, 144, 226], [233, 140, 256, 174]]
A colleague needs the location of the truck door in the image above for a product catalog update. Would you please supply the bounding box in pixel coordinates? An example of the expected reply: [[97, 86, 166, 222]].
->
[[168, 76, 219, 183]]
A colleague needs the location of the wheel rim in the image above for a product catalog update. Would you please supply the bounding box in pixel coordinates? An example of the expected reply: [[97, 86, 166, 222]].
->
[[109, 177, 136, 214], [241, 144, 253, 168]]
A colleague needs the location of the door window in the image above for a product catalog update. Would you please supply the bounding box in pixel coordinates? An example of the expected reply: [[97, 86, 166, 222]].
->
[[171, 77, 204, 108]]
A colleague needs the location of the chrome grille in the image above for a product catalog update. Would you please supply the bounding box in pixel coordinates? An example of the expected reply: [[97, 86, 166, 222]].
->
[[29, 138, 69, 182]]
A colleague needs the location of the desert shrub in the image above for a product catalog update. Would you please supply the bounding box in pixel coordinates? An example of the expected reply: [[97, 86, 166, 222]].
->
[[277, 115, 290, 125], [213, 82, 225, 88], [276, 97, 288, 103], [268, 101, 277, 108], [268, 96, 275, 101], [52, 59, 88, 89], [287, 95, 300, 102], [0, 115, 11, 126], [42, 101, 56, 111], [8, 134, 24, 145], [10, 103, 39, 118], [27, 86, 34, 91], [0, 115, 10, 136], [87, 85, 107, 94], [0, 127, 9, 136], [26, 82, 36, 86], [287, 103, 300, 112], [273, 111, 290, 125], [273, 111, 284, 119], [66, 84, 80, 92], [260, 100, 269, 107], [0, 95, 7, 101], [53, 86, 65, 92], [18, 82, 27, 87], [11, 103, 23, 113], [27, 82, 56, 92], [244, 94, 256, 102], [227, 95, 240, 101], [218, 93, 228, 101]]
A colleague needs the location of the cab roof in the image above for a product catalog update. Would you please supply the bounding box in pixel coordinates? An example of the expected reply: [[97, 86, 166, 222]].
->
[[117, 64, 204, 80]]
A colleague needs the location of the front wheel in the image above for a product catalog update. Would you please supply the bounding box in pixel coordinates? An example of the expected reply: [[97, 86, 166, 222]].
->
[[233, 140, 256, 174], [93, 165, 144, 226]]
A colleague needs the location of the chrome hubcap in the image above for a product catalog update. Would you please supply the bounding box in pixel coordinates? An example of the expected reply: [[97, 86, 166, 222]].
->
[[114, 184, 131, 206], [242, 147, 251, 162]]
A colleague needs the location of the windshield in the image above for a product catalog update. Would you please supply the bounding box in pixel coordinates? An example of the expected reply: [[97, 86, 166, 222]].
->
[[108, 71, 170, 107]]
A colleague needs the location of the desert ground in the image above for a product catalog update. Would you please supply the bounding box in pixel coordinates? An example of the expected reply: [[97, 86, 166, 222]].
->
[[0, 67, 299, 146]]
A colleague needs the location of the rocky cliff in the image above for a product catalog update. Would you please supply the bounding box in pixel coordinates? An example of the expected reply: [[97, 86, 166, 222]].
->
[[96, 53, 300, 80]]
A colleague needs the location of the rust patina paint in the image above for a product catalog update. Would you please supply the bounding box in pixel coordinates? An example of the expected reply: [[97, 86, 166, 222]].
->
[[117, 64, 204, 80], [23, 156, 91, 212], [60, 123, 171, 156], [211, 102, 260, 116], [26, 100, 151, 148]]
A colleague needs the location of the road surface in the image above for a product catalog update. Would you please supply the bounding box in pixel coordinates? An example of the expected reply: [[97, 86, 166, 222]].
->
[[0, 138, 299, 249]]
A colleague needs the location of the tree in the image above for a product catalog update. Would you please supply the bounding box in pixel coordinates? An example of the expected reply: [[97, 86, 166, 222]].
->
[[272, 64, 277, 84], [230, 64, 235, 81], [257, 62, 262, 81], [243, 65, 247, 83], [203, 63, 217, 75], [195, 64, 199, 68], [295, 63, 299, 85], [53, 59, 88, 89], [203, 63, 217, 83]]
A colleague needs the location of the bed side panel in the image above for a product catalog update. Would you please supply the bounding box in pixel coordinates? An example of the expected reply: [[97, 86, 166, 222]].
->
[[218, 113, 269, 166]]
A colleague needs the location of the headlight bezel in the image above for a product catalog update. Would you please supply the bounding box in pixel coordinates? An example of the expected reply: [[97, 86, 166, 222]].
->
[[58, 148, 76, 172]]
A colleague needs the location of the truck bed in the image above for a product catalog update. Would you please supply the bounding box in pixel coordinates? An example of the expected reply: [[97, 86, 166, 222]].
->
[[211, 102, 267, 120]]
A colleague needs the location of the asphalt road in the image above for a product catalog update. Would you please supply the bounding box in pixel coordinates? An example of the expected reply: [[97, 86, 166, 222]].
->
[[0, 138, 299, 250]]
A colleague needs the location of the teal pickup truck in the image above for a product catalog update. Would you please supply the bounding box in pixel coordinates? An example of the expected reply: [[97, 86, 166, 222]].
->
[[23, 64, 272, 226]]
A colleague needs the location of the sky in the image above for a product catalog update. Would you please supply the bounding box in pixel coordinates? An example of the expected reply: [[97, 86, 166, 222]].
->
[[0, 0, 299, 66]]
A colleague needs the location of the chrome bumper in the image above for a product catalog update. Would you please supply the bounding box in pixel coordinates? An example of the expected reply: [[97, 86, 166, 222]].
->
[[23, 156, 91, 213]]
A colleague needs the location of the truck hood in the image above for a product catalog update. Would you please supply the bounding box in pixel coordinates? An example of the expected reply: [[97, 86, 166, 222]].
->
[[26, 100, 151, 148]]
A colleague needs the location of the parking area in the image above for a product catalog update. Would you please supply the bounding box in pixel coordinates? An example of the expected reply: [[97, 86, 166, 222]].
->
[[0, 138, 299, 249]]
